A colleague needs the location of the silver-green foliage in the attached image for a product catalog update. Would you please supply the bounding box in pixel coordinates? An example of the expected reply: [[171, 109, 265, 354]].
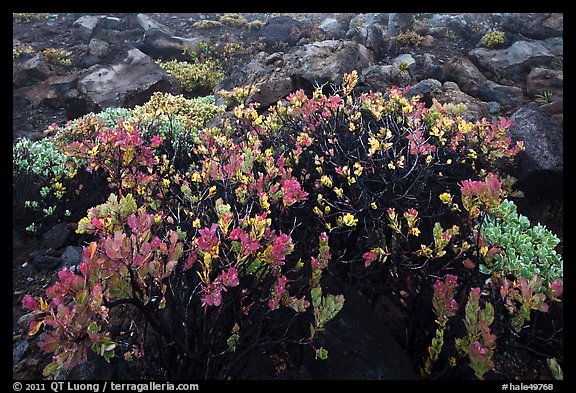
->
[[13, 137, 79, 179], [481, 199, 563, 283]]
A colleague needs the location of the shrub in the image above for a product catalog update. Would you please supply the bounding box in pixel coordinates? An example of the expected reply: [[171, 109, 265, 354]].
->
[[13, 42, 35, 59], [218, 13, 248, 28], [13, 13, 50, 22], [42, 48, 72, 66], [21, 70, 562, 381], [396, 30, 424, 48], [192, 20, 223, 29], [481, 31, 505, 48], [479, 199, 563, 283], [156, 58, 224, 94]]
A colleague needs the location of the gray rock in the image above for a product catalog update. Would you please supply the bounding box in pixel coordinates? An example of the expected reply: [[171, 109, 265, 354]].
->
[[526, 67, 563, 99], [136, 13, 174, 35], [73, 15, 125, 41], [73, 15, 101, 41], [13, 341, 29, 364], [435, 81, 490, 121], [387, 13, 415, 36], [31, 252, 62, 270], [468, 40, 555, 81], [405, 78, 442, 102], [248, 74, 294, 109], [259, 16, 304, 47], [319, 17, 343, 38], [498, 13, 563, 40], [17, 312, 35, 330], [477, 80, 524, 109], [347, 14, 388, 60], [42, 222, 71, 249], [507, 103, 563, 197], [78, 48, 181, 111], [429, 13, 489, 41], [392, 53, 416, 73], [362, 64, 414, 92], [442, 56, 487, 97], [88, 38, 110, 59], [62, 246, 83, 270], [288, 40, 375, 86], [13, 55, 53, 88], [141, 28, 209, 61], [541, 37, 563, 56], [487, 101, 502, 114], [441, 56, 524, 109]]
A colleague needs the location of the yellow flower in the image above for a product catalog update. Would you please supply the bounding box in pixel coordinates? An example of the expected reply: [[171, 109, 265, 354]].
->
[[368, 136, 381, 155], [439, 192, 453, 205], [353, 162, 363, 176], [162, 178, 170, 188], [191, 172, 202, 182], [193, 218, 201, 228], [410, 227, 421, 237], [320, 175, 332, 188], [371, 202, 377, 210], [342, 213, 358, 227], [209, 185, 217, 196]]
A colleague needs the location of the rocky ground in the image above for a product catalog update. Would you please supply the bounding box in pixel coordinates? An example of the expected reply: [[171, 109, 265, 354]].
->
[[13, 12, 563, 381]]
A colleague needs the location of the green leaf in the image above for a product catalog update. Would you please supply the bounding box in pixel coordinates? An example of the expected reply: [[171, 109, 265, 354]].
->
[[87, 321, 100, 335], [311, 287, 322, 309], [75, 290, 89, 305], [42, 361, 60, 377], [478, 264, 491, 275], [315, 347, 328, 360]]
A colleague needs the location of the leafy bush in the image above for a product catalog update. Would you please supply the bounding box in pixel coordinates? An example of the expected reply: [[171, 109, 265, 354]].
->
[[219, 13, 248, 28], [156, 58, 224, 94], [481, 31, 505, 48], [42, 48, 72, 66], [13, 13, 50, 22], [20, 70, 562, 380], [396, 30, 424, 48], [13, 42, 35, 59], [479, 199, 563, 283], [193, 20, 223, 29]]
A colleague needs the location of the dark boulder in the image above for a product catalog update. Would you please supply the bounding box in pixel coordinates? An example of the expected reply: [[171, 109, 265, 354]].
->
[[507, 103, 563, 198]]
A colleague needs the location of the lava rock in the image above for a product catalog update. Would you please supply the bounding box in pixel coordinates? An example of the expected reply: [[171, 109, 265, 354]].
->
[[62, 246, 83, 270], [468, 40, 555, 81], [13, 341, 29, 364], [41, 222, 71, 249], [77, 48, 181, 111], [507, 103, 563, 198]]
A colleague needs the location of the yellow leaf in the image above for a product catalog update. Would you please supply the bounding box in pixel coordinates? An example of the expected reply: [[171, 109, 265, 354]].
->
[[29, 320, 44, 336], [39, 296, 49, 312]]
